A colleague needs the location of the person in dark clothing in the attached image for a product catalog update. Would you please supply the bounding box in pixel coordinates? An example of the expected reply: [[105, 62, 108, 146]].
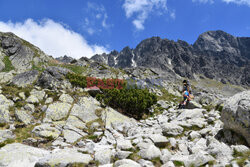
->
[[178, 80, 193, 109]]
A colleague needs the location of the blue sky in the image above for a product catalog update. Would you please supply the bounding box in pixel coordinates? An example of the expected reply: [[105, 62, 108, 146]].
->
[[0, 0, 249, 58]]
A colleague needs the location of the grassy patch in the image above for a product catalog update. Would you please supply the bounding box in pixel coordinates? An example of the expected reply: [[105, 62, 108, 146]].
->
[[2, 56, 15, 72], [151, 157, 163, 167], [173, 160, 185, 166], [157, 88, 182, 103], [0, 124, 37, 148]]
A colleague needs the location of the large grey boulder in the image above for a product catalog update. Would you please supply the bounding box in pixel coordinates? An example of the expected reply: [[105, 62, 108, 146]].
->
[[32, 123, 61, 139], [35, 148, 93, 167], [161, 123, 184, 136], [94, 148, 112, 165], [221, 90, 250, 146], [12, 70, 39, 87], [0, 143, 49, 167], [138, 144, 162, 160], [43, 102, 72, 122], [37, 66, 71, 89]]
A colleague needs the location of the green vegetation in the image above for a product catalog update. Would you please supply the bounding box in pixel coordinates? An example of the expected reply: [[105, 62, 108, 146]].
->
[[66, 73, 87, 88], [96, 88, 157, 119], [0, 124, 37, 148], [1, 85, 31, 98], [2, 56, 15, 72], [233, 150, 250, 166], [66, 72, 157, 120], [157, 88, 182, 103], [173, 161, 185, 166]]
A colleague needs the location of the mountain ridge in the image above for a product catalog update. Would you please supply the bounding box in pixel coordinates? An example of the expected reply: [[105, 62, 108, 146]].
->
[[90, 30, 250, 86]]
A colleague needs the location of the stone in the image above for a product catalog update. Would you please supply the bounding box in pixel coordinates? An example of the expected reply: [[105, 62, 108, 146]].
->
[[19, 92, 26, 100], [66, 116, 87, 130], [160, 149, 172, 164], [189, 131, 201, 140], [149, 134, 168, 147], [59, 93, 74, 104], [0, 71, 14, 83], [115, 151, 132, 159], [102, 107, 136, 129], [114, 159, 141, 167], [26, 95, 39, 104], [138, 144, 162, 160], [176, 109, 205, 121], [221, 90, 250, 146], [30, 89, 46, 101], [24, 103, 35, 112], [70, 103, 99, 123], [161, 161, 175, 167], [45, 97, 53, 104], [35, 148, 93, 166], [0, 143, 49, 167], [161, 123, 184, 136], [15, 110, 33, 125], [138, 159, 154, 167], [231, 145, 250, 154], [12, 70, 39, 87], [157, 100, 169, 109], [37, 66, 72, 89], [0, 130, 15, 143], [117, 138, 133, 150], [44, 102, 71, 122], [63, 129, 84, 143], [32, 124, 61, 139], [0, 94, 14, 123], [95, 148, 112, 165], [186, 101, 202, 109]]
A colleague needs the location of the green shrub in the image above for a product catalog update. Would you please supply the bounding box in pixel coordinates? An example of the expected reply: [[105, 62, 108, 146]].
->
[[96, 87, 157, 119], [66, 73, 87, 88]]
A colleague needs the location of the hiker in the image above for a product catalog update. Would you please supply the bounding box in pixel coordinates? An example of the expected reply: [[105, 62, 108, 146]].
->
[[179, 80, 193, 109]]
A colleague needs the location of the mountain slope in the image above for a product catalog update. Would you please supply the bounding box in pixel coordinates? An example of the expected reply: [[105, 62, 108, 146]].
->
[[91, 30, 250, 86]]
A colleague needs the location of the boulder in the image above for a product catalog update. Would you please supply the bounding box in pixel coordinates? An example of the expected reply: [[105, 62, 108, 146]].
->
[[94, 148, 112, 165], [0, 94, 14, 123], [44, 102, 71, 122], [15, 110, 33, 125], [161, 123, 184, 136], [12, 70, 39, 87], [0, 71, 14, 83], [138, 144, 162, 160], [221, 90, 250, 146], [186, 101, 202, 109], [0, 143, 49, 167], [37, 66, 72, 89], [114, 159, 141, 167], [35, 148, 93, 166], [59, 93, 74, 104], [32, 124, 61, 139], [148, 134, 168, 147]]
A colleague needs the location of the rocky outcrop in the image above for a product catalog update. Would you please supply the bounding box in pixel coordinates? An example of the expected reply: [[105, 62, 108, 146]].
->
[[0, 32, 51, 72], [12, 70, 39, 87], [221, 90, 250, 146]]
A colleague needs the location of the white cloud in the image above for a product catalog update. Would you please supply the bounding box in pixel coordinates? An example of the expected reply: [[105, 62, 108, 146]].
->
[[123, 0, 168, 30], [192, 0, 250, 6], [222, 0, 250, 6], [0, 19, 108, 59], [192, 0, 214, 3], [83, 2, 112, 35]]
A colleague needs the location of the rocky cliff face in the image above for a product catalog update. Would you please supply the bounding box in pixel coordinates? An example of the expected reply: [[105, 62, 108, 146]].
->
[[91, 30, 250, 86], [0, 32, 52, 73]]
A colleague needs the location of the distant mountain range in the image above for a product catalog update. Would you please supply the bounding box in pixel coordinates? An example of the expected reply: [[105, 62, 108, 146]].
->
[[90, 30, 250, 86]]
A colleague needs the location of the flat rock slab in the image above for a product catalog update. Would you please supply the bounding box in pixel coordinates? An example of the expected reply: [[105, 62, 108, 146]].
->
[[12, 70, 39, 87], [35, 148, 93, 166], [0, 143, 49, 167], [44, 102, 72, 122]]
